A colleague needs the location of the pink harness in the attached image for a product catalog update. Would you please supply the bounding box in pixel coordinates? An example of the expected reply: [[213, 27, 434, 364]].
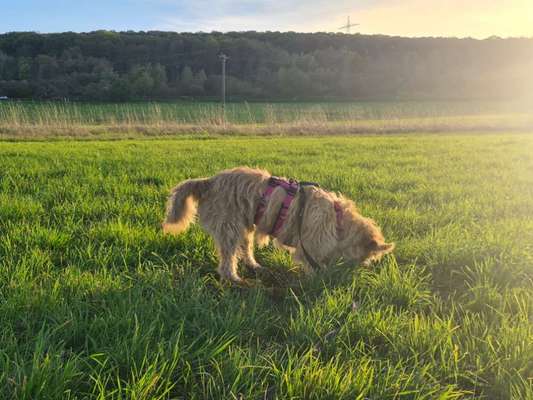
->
[[254, 176, 343, 237]]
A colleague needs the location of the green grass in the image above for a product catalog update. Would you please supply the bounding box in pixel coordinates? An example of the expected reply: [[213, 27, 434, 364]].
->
[[1, 100, 532, 138], [0, 134, 532, 399]]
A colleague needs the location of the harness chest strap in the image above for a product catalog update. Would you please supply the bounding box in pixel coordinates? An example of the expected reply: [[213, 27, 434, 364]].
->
[[253, 177, 278, 224], [270, 180, 299, 236], [334, 201, 343, 229]]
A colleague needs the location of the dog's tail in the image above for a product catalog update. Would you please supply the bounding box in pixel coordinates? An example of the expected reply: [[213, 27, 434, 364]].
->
[[162, 178, 210, 235]]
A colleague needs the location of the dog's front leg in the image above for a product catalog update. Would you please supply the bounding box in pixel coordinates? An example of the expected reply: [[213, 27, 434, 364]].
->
[[293, 244, 318, 276]]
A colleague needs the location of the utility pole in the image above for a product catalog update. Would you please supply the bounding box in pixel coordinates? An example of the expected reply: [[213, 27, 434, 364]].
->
[[219, 53, 229, 123]]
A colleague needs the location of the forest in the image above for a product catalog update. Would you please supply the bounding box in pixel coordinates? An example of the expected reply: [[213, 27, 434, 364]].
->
[[0, 31, 532, 101]]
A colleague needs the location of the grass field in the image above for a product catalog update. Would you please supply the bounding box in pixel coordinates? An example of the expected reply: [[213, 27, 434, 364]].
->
[[1, 100, 532, 138], [0, 134, 532, 399]]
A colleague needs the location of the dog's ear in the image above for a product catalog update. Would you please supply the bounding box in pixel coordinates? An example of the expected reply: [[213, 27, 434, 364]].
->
[[377, 242, 395, 254], [367, 239, 379, 251], [367, 239, 395, 254]]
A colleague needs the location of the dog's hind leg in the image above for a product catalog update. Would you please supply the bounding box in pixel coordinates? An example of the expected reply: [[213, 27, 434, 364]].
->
[[214, 225, 244, 284], [241, 228, 262, 271]]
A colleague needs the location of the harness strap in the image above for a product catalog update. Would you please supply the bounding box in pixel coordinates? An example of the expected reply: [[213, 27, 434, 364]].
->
[[269, 179, 298, 236], [334, 201, 343, 230], [254, 177, 279, 225], [297, 185, 323, 272]]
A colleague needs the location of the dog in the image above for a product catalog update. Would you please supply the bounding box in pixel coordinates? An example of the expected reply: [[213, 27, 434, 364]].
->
[[162, 167, 394, 284]]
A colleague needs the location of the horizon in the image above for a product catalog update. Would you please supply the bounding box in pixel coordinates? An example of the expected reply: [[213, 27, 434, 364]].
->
[[1, 29, 532, 41], [1, 0, 532, 39]]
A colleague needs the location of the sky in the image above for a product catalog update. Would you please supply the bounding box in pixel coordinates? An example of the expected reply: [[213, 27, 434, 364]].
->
[[1, 0, 532, 38]]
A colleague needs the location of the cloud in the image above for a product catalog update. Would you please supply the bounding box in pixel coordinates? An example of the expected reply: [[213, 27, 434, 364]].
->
[[153, 0, 377, 32]]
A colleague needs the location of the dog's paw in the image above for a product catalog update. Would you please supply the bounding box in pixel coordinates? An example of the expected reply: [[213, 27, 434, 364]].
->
[[245, 261, 264, 271], [299, 263, 317, 277], [233, 277, 256, 288], [219, 274, 248, 287]]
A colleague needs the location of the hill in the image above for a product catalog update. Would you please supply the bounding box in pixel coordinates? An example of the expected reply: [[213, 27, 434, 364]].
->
[[1, 31, 532, 101]]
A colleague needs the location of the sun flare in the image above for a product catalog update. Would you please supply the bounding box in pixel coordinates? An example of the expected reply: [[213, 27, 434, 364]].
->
[[329, 0, 533, 38]]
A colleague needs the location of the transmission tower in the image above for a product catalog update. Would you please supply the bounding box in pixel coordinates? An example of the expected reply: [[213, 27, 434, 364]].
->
[[338, 16, 359, 34]]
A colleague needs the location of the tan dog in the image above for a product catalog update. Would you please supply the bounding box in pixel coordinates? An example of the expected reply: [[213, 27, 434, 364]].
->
[[163, 167, 394, 284]]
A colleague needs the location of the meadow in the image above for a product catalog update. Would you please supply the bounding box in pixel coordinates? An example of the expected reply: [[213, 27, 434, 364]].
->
[[0, 134, 532, 399], [1, 100, 532, 138]]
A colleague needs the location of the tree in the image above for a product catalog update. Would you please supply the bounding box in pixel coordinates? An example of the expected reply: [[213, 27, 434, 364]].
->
[[277, 64, 309, 99], [129, 65, 154, 98], [17, 57, 32, 80], [150, 63, 167, 92], [36, 54, 59, 80], [179, 65, 194, 94], [193, 69, 207, 94], [109, 77, 132, 101]]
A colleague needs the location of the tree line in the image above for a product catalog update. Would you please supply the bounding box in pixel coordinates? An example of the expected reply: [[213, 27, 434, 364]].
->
[[0, 31, 531, 101]]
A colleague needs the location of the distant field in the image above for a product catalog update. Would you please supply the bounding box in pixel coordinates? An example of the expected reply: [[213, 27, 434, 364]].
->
[[0, 134, 532, 399], [1, 100, 532, 138]]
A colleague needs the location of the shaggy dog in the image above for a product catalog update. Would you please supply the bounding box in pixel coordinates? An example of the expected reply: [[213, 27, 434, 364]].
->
[[162, 167, 394, 284]]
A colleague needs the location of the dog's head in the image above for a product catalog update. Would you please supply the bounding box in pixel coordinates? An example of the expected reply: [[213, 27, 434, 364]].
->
[[336, 203, 395, 267]]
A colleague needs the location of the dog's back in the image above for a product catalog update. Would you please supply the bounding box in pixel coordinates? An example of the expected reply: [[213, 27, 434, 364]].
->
[[163, 167, 269, 235]]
